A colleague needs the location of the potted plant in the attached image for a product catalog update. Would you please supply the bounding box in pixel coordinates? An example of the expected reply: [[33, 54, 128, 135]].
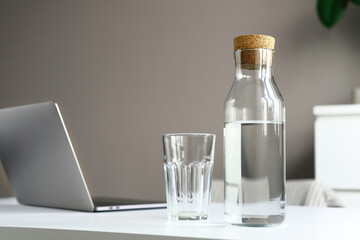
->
[[317, 0, 360, 28]]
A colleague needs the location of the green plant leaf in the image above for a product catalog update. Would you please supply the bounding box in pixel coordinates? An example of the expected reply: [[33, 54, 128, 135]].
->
[[317, 0, 349, 28], [351, 0, 360, 5]]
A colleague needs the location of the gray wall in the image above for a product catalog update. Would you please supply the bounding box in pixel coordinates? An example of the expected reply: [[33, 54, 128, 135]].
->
[[0, 0, 359, 199]]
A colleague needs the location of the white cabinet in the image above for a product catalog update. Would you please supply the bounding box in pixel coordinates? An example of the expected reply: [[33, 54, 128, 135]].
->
[[314, 104, 360, 208]]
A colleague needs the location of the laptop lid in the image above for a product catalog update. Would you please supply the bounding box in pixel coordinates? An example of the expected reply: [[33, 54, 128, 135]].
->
[[0, 102, 95, 211]]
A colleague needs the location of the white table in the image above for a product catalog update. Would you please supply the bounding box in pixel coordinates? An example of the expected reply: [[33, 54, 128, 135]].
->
[[1, 198, 360, 240]]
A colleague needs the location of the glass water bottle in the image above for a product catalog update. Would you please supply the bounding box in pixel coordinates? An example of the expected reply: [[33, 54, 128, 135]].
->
[[224, 34, 285, 226]]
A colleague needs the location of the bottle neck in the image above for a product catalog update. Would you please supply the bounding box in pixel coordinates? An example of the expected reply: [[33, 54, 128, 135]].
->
[[234, 49, 274, 80]]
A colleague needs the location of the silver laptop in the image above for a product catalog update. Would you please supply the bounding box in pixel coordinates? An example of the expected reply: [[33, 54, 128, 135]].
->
[[0, 101, 166, 212]]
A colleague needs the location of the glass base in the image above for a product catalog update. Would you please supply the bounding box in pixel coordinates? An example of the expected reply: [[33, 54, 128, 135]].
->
[[225, 214, 285, 227], [168, 211, 208, 220]]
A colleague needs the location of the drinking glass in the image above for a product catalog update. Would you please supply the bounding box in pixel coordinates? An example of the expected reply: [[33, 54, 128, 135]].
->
[[162, 133, 216, 220]]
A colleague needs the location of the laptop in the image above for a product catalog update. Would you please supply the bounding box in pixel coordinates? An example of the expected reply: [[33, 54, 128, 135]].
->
[[0, 101, 166, 212]]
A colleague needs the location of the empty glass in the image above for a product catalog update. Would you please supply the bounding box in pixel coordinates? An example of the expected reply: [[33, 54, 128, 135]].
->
[[162, 133, 216, 220]]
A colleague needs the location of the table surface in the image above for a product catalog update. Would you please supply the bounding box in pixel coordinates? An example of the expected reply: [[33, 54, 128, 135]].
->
[[1, 197, 360, 240]]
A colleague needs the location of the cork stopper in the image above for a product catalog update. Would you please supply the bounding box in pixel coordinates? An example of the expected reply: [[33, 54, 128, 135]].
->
[[233, 34, 275, 51], [233, 34, 275, 68]]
